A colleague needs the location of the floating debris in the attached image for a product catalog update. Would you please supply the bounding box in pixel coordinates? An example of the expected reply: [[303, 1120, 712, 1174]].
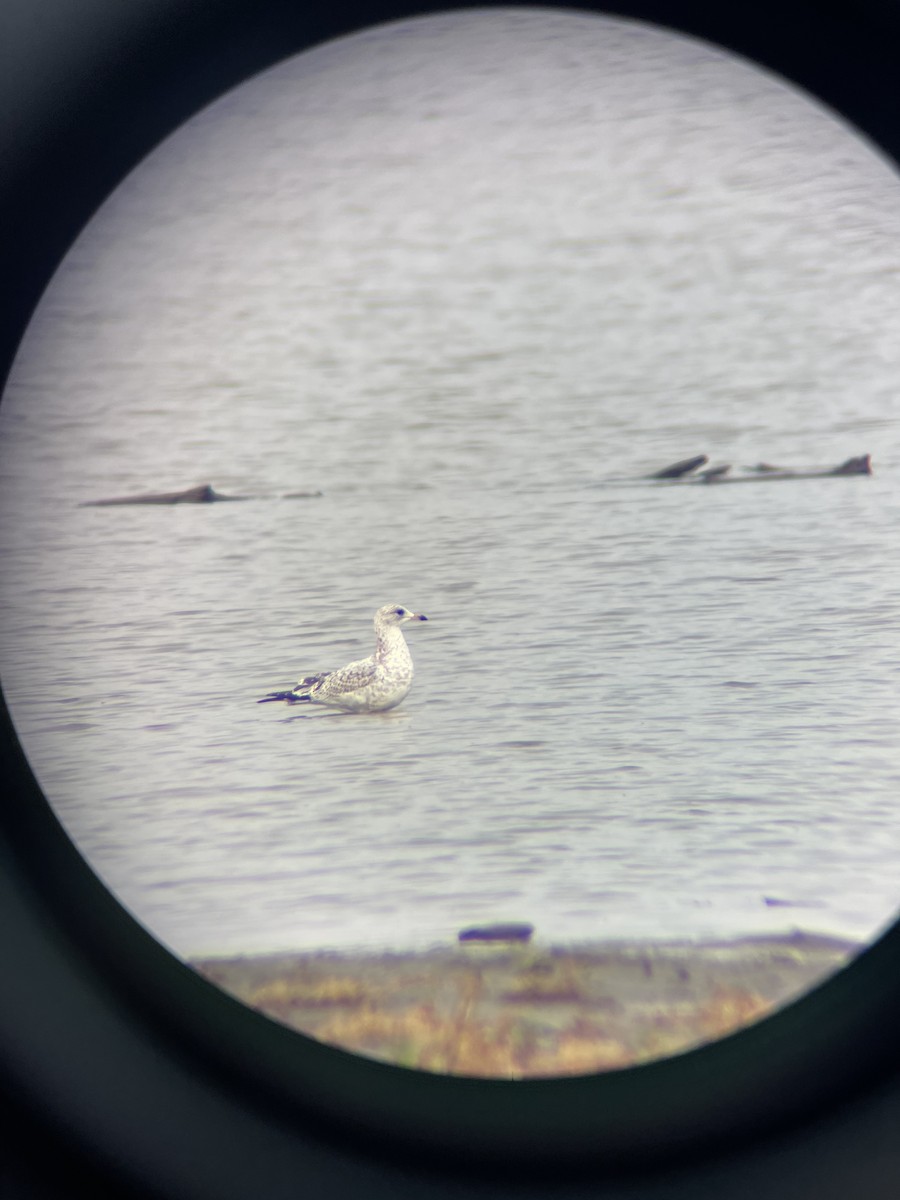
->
[[458, 923, 535, 944]]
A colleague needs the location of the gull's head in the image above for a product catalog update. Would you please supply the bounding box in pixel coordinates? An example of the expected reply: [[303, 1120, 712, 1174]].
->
[[376, 603, 428, 628]]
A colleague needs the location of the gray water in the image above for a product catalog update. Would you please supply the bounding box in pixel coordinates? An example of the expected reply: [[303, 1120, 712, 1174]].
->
[[1, 10, 899, 960]]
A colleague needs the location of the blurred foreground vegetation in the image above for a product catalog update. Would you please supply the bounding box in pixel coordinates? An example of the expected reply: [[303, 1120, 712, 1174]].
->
[[194, 932, 855, 1078]]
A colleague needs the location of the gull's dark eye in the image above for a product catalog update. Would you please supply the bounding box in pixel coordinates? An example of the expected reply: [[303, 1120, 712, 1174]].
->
[[393, 607, 405, 616]]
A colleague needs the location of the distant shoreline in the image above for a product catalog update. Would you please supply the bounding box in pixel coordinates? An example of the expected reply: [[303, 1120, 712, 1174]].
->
[[191, 930, 860, 1078]]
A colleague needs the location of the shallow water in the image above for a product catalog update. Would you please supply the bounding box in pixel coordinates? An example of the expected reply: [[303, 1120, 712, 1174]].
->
[[1, 10, 899, 959]]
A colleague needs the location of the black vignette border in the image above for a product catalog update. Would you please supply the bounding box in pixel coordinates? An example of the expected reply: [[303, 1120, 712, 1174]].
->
[[2, 0, 900, 1197]]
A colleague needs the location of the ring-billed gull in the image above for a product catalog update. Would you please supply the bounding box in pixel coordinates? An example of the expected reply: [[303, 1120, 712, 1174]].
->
[[258, 604, 428, 712]]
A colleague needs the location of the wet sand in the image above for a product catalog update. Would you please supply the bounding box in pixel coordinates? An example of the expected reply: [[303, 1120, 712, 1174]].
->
[[191, 931, 859, 1078]]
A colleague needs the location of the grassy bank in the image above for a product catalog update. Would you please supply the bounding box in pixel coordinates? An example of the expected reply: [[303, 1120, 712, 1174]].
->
[[192, 931, 857, 1078]]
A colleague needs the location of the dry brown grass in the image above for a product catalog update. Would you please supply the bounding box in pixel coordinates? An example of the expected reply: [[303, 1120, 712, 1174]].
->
[[697, 985, 772, 1038], [247, 975, 369, 1010], [309, 981, 774, 1077], [500, 956, 586, 1004], [314, 1003, 635, 1077]]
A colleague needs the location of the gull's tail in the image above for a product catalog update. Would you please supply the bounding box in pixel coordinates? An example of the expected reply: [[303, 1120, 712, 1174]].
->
[[258, 672, 326, 704]]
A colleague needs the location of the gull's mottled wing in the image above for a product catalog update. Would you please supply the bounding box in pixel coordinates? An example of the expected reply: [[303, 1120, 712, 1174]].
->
[[307, 655, 378, 700], [293, 671, 332, 692]]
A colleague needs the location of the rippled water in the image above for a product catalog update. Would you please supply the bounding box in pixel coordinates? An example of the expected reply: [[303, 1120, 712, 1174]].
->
[[1, 10, 899, 959]]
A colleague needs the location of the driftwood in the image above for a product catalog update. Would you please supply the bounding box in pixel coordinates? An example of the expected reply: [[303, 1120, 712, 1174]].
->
[[651, 453, 872, 484]]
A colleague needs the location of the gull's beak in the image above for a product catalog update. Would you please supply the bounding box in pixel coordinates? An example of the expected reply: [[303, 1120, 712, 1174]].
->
[[412, 612, 428, 621]]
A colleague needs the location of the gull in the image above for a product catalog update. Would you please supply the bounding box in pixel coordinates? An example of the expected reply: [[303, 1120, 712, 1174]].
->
[[258, 604, 428, 712]]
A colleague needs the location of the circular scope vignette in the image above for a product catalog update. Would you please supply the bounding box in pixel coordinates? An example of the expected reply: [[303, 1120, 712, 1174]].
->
[[2, 6, 900, 1186]]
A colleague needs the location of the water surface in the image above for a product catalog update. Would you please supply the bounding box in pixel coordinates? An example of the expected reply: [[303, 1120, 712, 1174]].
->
[[1, 10, 899, 960]]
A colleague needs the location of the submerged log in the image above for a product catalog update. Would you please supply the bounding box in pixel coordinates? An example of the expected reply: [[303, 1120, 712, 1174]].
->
[[81, 484, 325, 506], [649, 454, 709, 479], [698, 453, 872, 483], [824, 453, 872, 476], [81, 483, 247, 506], [698, 464, 731, 481], [650, 453, 872, 485]]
